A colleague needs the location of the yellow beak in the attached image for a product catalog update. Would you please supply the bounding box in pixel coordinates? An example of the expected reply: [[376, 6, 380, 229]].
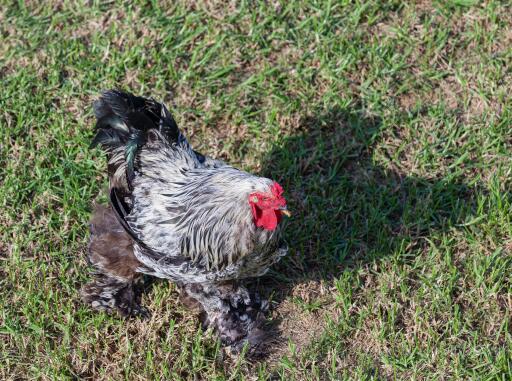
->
[[280, 208, 292, 217]]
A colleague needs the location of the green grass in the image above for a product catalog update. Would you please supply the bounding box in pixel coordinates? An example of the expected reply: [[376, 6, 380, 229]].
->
[[1, 0, 512, 379]]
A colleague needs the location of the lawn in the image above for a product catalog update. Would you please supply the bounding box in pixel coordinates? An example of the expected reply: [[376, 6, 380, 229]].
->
[[1, 0, 511, 379]]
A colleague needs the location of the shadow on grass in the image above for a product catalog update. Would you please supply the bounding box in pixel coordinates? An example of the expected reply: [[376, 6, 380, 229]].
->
[[252, 107, 481, 355]]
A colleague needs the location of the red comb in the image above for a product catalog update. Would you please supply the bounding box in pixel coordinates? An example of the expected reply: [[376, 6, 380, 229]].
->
[[271, 182, 284, 197]]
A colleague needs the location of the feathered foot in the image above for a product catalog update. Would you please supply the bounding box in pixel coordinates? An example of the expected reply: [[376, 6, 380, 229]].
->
[[182, 282, 269, 355], [81, 275, 148, 318], [82, 203, 149, 318]]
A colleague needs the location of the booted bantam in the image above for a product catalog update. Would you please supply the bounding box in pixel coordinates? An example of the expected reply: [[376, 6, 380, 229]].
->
[[81, 90, 290, 353]]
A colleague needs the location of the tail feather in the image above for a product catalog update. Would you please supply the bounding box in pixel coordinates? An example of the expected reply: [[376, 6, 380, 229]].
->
[[93, 90, 181, 144], [90, 121, 123, 148], [91, 89, 185, 191]]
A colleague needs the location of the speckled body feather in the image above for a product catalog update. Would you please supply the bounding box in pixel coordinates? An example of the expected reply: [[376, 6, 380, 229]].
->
[[82, 90, 288, 353]]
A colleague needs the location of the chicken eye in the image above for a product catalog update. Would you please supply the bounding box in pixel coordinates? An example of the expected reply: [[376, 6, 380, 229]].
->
[[252, 196, 259, 203]]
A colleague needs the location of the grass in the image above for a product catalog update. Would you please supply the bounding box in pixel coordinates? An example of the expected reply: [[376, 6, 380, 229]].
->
[[1, 0, 512, 379]]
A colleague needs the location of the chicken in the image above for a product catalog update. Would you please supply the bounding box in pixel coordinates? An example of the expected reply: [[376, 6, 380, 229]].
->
[[81, 90, 289, 353]]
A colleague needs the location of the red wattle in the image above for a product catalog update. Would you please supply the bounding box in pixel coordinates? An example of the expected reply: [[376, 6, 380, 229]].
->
[[254, 208, 280, 231]]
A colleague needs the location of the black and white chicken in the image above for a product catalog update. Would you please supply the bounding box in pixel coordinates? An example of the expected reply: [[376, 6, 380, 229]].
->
[[81, 90, 290, 353]]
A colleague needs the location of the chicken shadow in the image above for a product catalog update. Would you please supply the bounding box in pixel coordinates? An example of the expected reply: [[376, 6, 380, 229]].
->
[[250, 106, 483, 354]]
